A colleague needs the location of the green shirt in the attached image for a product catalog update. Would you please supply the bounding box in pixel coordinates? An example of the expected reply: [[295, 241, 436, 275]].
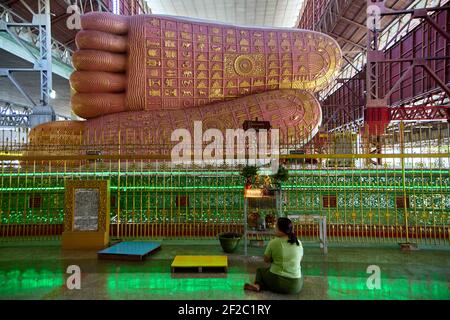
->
[[264, 236, 303, 279]]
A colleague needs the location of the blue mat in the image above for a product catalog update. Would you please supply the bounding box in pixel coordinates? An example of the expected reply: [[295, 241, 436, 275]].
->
[[98, 241, 161, 260]]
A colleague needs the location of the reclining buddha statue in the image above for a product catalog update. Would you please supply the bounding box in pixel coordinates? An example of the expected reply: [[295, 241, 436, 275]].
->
[[27, 12, 342, 159]]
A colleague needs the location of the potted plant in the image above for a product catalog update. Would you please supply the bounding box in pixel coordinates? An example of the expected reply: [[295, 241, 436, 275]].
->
[[218, 232, 242, 253], [240, 164, 259, 191], [240, 165, 258, 180]]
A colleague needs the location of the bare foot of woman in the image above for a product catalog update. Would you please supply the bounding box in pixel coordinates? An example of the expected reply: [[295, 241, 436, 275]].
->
[[244, 283, 261, 292]]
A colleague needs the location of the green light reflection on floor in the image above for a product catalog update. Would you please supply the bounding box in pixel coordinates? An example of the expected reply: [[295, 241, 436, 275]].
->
[[105, 263, 248, 299], [326, 276, 450, 300], [0, 268, 64, 295]]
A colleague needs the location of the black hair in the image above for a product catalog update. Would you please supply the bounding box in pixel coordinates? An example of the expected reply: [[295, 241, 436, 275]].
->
[[277, 217, 300, 246]]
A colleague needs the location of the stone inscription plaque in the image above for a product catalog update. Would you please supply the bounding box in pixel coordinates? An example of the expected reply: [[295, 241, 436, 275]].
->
[[73, 188, 99, 231]]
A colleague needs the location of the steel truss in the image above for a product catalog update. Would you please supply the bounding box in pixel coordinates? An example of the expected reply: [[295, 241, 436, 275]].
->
[[0, 3, 74, 67], [0, 0, 56, 128], [366, 2, 450, 128], [0, 99, 71, 128], [317, 1, 449, 132], [0, 99, 31, 128]]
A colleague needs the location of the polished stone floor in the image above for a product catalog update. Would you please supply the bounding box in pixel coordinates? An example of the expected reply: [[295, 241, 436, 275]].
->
[[0, 239, 448, 300]]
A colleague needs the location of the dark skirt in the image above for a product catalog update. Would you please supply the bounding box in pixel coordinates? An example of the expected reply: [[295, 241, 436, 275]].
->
[[255, 267, 303, 294]]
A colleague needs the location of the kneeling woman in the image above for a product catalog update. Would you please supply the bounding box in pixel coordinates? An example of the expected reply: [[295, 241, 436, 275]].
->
[[244, 217, 303, 294]]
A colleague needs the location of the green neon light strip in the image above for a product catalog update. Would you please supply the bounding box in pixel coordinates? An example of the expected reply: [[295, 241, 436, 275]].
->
[[0, 169, 447, 177], [0, 171, 240, 177], [0, 185, 449, 192], [0, 187, 64, 191], [283, 169, 448, 175], [283, 185, 450, 191]]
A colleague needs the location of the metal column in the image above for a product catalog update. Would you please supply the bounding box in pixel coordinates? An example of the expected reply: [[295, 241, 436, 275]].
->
[[244, 197, 248, 256], [30, 0, 55, 127]]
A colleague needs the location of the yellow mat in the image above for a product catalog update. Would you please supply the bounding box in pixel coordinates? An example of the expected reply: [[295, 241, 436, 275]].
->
[[171, 255, 228, 271]]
